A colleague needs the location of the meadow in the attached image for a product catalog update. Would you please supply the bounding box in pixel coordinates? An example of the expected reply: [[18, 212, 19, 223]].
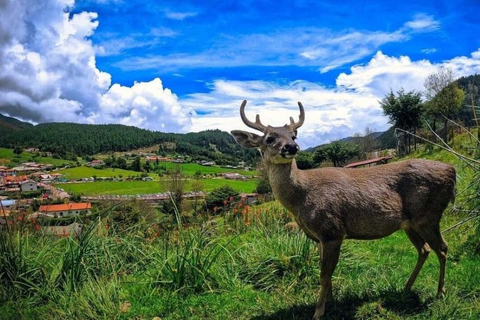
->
[[0, 148, 75, 167], [1, 199, 479, 320], [53, 163, 256, 180], [53, 163, 259, 195], [56, 179, 258, 195]]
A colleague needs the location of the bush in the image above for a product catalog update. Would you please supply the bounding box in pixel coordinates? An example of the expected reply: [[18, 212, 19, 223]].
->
[[205, 185, 240, 213]]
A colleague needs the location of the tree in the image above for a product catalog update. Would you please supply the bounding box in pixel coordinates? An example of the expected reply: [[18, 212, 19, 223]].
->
[[295, 151, 315, 169], [205, 185, 240, 213], [380, 88, 423, 155], [314, 141, 360, 167], [130, 156, 141, 172], [162, 164, 186, 215], [424, 68, 466, 142], [360, 126, 377, 155]]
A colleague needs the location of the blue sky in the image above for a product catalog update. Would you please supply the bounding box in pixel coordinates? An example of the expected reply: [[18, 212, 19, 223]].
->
[[1, 0, 480, 148]]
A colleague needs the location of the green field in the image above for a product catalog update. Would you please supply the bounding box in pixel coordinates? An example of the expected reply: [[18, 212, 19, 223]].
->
[[53, 166, 148, 180], [56, 178, 258, 195], [53, 163, 256, 179], [0, 148, 75, 167]]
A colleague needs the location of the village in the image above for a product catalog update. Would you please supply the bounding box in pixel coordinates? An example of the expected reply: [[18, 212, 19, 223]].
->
[[0, 150, 255, 236]]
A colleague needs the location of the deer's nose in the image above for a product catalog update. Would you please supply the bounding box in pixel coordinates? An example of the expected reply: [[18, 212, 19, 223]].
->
[[282, 143, 299, 155]]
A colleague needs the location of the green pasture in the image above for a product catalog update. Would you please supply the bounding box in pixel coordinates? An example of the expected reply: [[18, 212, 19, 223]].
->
[[56, 178, 258, 195], [53, 163, 256, 180], [53, 166, 147, 180], [0, 148, 75, 167], [157, 162, 257, 177]]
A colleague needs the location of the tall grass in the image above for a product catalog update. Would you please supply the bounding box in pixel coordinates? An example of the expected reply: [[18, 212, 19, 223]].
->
[[1, 151, 480, 320]]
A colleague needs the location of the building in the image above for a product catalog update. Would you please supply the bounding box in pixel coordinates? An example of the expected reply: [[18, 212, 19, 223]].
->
[[38, 202, 92, 218], [44, 222, 84, 237], [0, 199, 17, 210], [20, 180, 38, 192]]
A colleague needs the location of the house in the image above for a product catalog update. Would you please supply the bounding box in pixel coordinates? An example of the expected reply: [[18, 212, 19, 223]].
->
[[0, 199, 17, 210], [38, 202, 92, 218], [240, 193, 259, 205], [40, 174, 53, 183], [44, 222, 85, 237], [141, 176, 154, 181], [146, 156, 172, 162], [20, 180, 38, 192], [88, 160, 104, 166], [223, 173, 248, 181], [24, 148, 39, 153], [4, 175, 29, 186]]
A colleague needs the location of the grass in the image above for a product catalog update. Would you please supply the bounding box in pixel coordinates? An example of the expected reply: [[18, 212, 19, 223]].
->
[[56, 178, 258, 195], [53, 162, 256, 179], [53, 166, 147, 180], [0, 148, 75, 167], [1, 200, 479, 320]]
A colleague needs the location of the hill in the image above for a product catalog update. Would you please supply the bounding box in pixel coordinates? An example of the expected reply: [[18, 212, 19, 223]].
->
[[0, 116, 258, 165], [305, 127, 396, 153]]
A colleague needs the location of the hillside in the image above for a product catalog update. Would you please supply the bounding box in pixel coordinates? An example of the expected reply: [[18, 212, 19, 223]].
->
[[305, 127, 396, 153], [0, 116, 258, 165]]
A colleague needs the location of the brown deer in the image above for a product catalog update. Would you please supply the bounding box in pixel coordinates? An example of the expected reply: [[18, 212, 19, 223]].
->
[[231, 100, 456, 319]]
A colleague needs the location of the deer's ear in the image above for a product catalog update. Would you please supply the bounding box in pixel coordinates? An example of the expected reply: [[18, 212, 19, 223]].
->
[[231, 130, 263, 148]]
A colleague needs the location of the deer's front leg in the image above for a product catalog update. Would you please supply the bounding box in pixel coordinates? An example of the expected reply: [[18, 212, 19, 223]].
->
[[313, 239, 342, 320]]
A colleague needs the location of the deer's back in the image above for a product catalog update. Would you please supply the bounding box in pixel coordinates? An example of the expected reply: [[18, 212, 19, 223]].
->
[[295, 159, 456, 241]]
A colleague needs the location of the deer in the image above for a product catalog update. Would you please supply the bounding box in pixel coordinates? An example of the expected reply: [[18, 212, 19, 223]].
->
[[231, 100, 456, 319]]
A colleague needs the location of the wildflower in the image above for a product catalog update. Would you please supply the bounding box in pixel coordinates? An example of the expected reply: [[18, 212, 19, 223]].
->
[[245, 205, 250, 213], [213, 206, 218, 213], [34, 224, 40, 231], [229, 196, 234, 202], [223, 200, 228, 206], [234, 208, 238, 214], [18, 216, 23, 222], [105, 224, 110, 230], [32, 218, 36, 224]]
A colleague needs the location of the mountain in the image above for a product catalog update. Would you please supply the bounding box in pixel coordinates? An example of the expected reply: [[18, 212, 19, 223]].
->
[[304, 128, 396, 153]]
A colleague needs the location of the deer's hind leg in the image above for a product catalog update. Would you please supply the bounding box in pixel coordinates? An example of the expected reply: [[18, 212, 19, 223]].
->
[[404, 228, 431, 291], [414, 223, 448, 295]]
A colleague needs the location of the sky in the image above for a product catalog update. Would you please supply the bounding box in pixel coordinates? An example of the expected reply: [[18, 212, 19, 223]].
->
[[1, 0, 480, 148]]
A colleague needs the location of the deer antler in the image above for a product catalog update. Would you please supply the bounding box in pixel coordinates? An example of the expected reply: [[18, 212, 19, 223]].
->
[[239, 100, 267, 132], [289, 102, 305, 130]]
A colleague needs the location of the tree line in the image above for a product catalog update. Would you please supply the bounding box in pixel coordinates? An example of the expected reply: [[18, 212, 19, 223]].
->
[[0, 120, 259, 165], [381, 70, 478, 156]]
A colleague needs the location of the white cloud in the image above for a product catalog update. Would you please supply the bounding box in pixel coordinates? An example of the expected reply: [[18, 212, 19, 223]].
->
[[421, 48, 437, 54], [0, 0, 191, 132], [97, 78, 191, 131], [187, 48, 480, 148], [403, 14, 440, 32], [164, 11, 198, 20], [114, 14, 439, 73]]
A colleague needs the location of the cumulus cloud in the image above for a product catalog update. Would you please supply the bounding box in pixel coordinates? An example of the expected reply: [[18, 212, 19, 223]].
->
[[0, 0, 191, 131], [187, 48, 480, 148]]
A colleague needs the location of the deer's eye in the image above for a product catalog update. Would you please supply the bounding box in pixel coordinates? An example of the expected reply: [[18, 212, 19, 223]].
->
[[292, 136, 297, 141], [266, 136, 275, 144]]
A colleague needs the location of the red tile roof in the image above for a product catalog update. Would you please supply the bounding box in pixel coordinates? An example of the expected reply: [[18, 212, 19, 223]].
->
[[39, 203, 92, 212]]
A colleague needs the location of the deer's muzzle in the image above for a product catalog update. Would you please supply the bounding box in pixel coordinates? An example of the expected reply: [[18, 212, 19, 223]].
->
[[281, 143, 299, 157]]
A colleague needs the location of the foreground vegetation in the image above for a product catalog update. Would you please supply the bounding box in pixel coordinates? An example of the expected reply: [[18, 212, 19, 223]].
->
[[2, 128, 479, 319], [1, 197, 479, 320]]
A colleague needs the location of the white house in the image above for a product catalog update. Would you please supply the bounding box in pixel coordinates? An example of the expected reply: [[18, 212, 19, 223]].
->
[[20, 180, 38, 192]]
